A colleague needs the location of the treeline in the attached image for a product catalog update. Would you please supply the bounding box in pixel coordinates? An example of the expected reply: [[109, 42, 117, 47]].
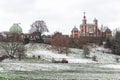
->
[[111, 31, 120, 55], [69, 37, 105, 49]]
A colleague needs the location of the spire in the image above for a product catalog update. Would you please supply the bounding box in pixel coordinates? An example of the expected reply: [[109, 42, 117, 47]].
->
[[83, 12, 86, 19], [94, 17, 97, 22], [82, 12, 87, 24], [94, 17, 98, 25], [74, 25, 76, 28]]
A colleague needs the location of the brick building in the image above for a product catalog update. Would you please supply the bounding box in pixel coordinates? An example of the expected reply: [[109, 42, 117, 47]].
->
[[71, 13, 112, 38]]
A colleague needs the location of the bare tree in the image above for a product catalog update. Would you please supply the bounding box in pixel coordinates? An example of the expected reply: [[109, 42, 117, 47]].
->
[[92, 55, 97, 61], [29, 20, 49, 42], [51, 32, 69, 55], [17, 44, 26, 61], [0, 42, 25, 60], [83, 45, 90, 58]]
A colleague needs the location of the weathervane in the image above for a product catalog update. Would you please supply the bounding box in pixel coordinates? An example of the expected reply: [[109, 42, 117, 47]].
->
[[83, 12, 86, 19]]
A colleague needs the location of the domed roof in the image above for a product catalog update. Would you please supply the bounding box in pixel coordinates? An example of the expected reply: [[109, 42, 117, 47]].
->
[[94, 18, 97, 21], [105, 28, 111, 32], [72, 26, 79, 31], [9, 23, 23, 34]]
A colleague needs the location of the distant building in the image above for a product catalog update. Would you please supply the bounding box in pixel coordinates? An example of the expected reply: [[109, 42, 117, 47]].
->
[[9, 23, 23, 34], [103, 28, 112, 38], [71, 26, 80, 38], [0, 23, 36, 42], [71, 13, 112, 38], [0, 23, 51, 43]]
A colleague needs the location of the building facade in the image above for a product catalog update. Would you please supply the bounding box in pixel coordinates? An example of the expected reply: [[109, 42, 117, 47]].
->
[[71, 14, 112, 38], [0, 23, 51, 43]]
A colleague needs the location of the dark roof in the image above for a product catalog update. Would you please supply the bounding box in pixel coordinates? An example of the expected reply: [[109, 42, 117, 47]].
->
[[105, 28, 111, 32], [93, 18, 97, 21], [72, 26, 79, 31]]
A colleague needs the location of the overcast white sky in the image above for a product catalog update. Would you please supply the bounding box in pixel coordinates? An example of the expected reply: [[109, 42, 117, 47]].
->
[[0, 0, 120, 35]]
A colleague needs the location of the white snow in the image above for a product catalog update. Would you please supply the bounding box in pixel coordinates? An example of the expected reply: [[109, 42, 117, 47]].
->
[[94, 46, 112, 53], [1, 63, 70, 71], [26, 50, 95, 63], [100, 64, 120, 69], [1, 43, 120, 80], [1, 43, 120, 79], [67, 58, 94, 63], [25, 43, 119, 64], [25, 43, 95, 63]]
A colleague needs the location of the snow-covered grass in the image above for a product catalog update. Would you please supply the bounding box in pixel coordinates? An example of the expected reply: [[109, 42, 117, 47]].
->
[[100, 64, 120, 69], [0, 43, 120, 79], [25, 43, 120, 64], [25, 43, 50, 51], [0, 62, 120, 80], [90, 47, 120, 63], [25, 43, 95, 63], [0, 63, 70, 72]]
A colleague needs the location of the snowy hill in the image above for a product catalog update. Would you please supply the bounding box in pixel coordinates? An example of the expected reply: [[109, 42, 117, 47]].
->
[[1, 43, 120, 79], [25, 43, 95, 63], [25, 43, 120, 64], [90, 47, 120, 63]]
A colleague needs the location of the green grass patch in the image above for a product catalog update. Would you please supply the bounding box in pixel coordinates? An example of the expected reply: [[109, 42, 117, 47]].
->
[[0, 76, 51, 80]]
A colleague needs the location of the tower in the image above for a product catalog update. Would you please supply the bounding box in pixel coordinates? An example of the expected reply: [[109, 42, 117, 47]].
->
[[82, 12, 87, 24], [93, 18, 98, 26], [71, 26, 79, 38], [93, 18, 98, 36], [82, 12, 87, 36]]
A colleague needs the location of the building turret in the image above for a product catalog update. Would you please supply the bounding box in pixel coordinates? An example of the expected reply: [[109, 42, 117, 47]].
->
[[93, 18, 98, 36], [93, 18, 98, 25], [9, 23, 23, 42], [9, 23, 23, 34], [71, 26, 79, 38], [104, 28, 112, 38], [82, 12, 87, 24]]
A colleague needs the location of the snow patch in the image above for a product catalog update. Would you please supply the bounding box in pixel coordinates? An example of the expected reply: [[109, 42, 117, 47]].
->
[[26, 50, 95, 63], [1, 63, 70, 71], [100, 64, 120, 69]]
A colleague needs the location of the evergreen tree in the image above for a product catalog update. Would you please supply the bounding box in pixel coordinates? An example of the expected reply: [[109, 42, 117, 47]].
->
[[111, 31, 120, 55], [24, 37, 30, 44], [105, 37, 111, 48]]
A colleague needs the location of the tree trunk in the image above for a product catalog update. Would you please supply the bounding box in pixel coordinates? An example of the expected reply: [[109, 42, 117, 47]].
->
[[9, 55, 14, 59], [18, 53, 22, 61]]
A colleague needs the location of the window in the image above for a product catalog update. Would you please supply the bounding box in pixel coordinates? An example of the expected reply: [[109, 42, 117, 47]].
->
[[89, 27, 93, 33]]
